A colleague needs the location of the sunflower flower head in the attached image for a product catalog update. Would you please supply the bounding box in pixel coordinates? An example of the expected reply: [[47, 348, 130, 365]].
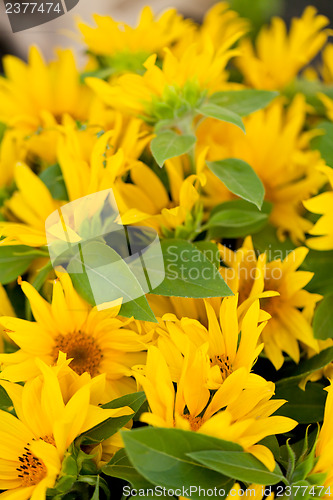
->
[[219, 236, 322, 369], [87, 39, 239, 124], [78, 6, 193, 72], [153, 295, 267, 390], [134, 345, 296, 471], [0, 47, 91, 132], [0, 356, 131, 498], [236, 6, 331, 90], [0, 271, 152, 400]]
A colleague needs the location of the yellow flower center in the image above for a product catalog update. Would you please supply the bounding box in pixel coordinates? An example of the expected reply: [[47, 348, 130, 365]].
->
[[16, 446, 47, 487], [52, 331, 102, 376], [211, 354, 232, 381]]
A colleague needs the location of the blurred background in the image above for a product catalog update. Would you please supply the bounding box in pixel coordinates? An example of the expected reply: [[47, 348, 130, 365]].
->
[[0, 0, 332, 68]]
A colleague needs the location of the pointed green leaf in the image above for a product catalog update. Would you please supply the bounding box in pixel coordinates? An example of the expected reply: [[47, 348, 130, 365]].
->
[[122, 427, 237, 498], [0, 246, 49, 284], [196, 103, 245, 132], [188, 450, 284, 485], [151, 130, 196, 167], [207, 158, 265, 209], [209, 90, 278, 116], [204, 200, 270, 238], [151, 239, 232, 298], [277, 347, 333, 387], [274, 382, 327, 424], [81, 392, 146, 444], [313, 294, 333, 340], [311, 122, 333, 168], [102, 449, 154, 489]]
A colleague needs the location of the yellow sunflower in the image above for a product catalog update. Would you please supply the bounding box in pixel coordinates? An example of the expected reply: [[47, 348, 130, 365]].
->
[[236, 6, 331, 90], [86, 39, 240, 121], [0, 357, 131, 499], [0, 272, 152, 400], [304, 166, 333, 250], [197, 95, 325, 243], [152, 295, 268, 389], [134, 345, 296, 471], [78, 6, 192, 62], [218, 236, 321, 369], [0, 47, 91, 132], [56, 119, 203, 234]]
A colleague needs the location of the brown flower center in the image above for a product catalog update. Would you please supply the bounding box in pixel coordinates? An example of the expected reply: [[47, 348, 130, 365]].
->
[[51, 331, 102, 376], [17, 446, 47, 487], [182, 414, 203, 431], [42, 435, 56, 446], [211, 354, 232, 381], [260, 295, 280, 316]]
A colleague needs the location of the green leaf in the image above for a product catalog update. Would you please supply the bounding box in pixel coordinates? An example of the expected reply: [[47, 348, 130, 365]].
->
[[48, 451, 78, 496], [80, 67, 115, 83], [313, 295, 333, 340], [102, 449, 154, 489], [281, 440, 296, 480], [302, 249, 333, 295], [68, 241, 157, 322], [311, 121, 333, 168], [0, 122, 6, 143], [81, 392, 146, 444], [151, 130, 196, 167], [188, 450, 284, 485], [39, 164, 69, 201], [151, 239, 232, 298], [277, 346, 333, 387], [194, 241, 220, 269], [122, 427, 237, 497], [274, 382, 327, 424], [207, 158, 265, 209], [204, 200, 270, 238], [0, 386, 12, 410], [196, 103, 245, 132], [0, 246, 49, 284], [285, 78, 333, 116], [31, 260, 53, 292], [209, 90, 278, 116], [119, 297, 157, 322], [252, 223, 295, 258]]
